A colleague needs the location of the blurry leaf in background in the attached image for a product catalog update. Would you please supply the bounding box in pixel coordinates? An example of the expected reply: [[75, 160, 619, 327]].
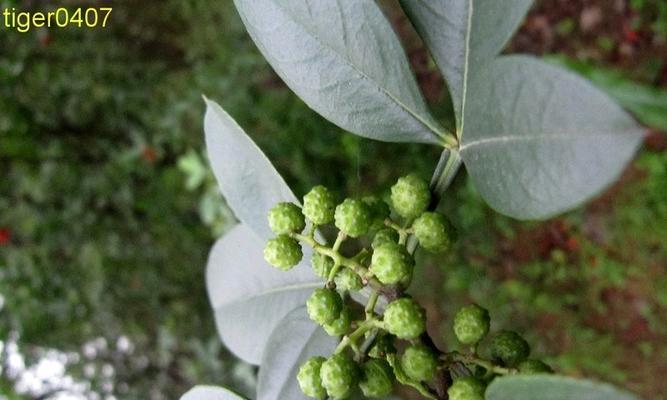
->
[[181, 385, 247, 400], [487, 375, 638, 400]]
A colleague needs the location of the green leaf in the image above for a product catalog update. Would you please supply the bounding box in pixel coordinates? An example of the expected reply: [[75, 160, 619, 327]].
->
[[207, 224, 320, 365], [401, 0, 533, 132], [550, 56, 667, 132], [204, 98, 298, 240], [232, 0, 445, 144], [181, 386, 246, 400], [460, 56, 643, 219], [257, 308, 336, 400], [486, 375, 638, 400]]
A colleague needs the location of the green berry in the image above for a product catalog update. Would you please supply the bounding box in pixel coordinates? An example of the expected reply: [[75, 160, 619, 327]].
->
[[359, 359, 393, 398], [297, 357, 327, 399], [323, 308, 352, 336], [268, 202, 305, 234], [263, 235, 303, 270], [334, 198, 372, 238], [413, 212, 456, 253], [371, 228, 399, 250], [334, 268, 363, 292], [311, 253, 334, 279], [490, 330, 531, 367], [453, 304, 490, 345], [447, 377, 485, 400], [370, 242, 413, 285], [363, 196, 391, 231], [383, 298, 426, 339], [401, 345, 438, 382], [303, 186, 336, 225], [390, 174, 430, 219], [320, 353, 358, 399], [306, 288, 342, 325], [519, 359, 553, 374], [368, 334, 396, 359]]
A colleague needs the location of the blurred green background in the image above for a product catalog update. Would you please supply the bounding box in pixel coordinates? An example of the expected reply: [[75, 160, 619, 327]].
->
[[0, 0, 665, 399]]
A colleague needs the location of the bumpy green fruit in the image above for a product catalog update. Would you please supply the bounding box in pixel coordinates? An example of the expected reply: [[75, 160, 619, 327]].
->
[[306, 288, 342, 325], [320, 353, 358, 399], [370, 242, 413, 285], [334, 198, 372, 238], [371, 228, 399, 250], [383, 298, 426, 339], [297, 356, 327, 399], [413, 212, 456, 253], [303, 186, 336, 225], [447, 377, 485, 400], [490, 330, 531, 367], [453, 304, 490, 345], [519, 359, 553, 374], [401, 345, 438, 382], [311, 253, 334, 279], [268, 202, 305, 234], [334, 268, 363, 292], [263, 235, 303, 270], [363, 196, 391, 231], [390, 174, 430, 219], [323, 308, 352, 336], [359, 359, 393, 398]]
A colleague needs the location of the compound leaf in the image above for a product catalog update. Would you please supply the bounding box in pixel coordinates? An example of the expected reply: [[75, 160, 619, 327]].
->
[[180, 386, 246, 400], [460, 56, 643, 219], [232, 0, 445, 144], [207, 224, 320, 365], [401, 0, 533, 132], [257, 308, 336, 400], [204, 98, 297, 240], [486, 375, 638, 400]]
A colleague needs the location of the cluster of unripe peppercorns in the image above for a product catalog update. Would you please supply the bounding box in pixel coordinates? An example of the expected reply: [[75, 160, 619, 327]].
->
[[263, 175, 552, 399]]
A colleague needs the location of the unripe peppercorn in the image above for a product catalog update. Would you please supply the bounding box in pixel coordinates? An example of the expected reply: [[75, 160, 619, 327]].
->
[[306, 288, 342, 325], [413, 212, 456, 253], [323, 308, 352, 337], [268, 202, 305, 234], [297, 356, 327, 399], [320, 353, 358, 399], [401, 345, 438, 382], [453, 304, 490, 345], [383, 298, 426, 339], [334, 198, 372, 238], [303, 186, 336, 225], [311, 253, 334, 279], [371, 228, 399, 250], [390, 174, 430, 219], [263, 235, 303, 270], [334, 268, 363, 292], [359, 359, 394, 398], [447, 377, 485, 400], [490, 330, 531, 367], [370, 242, 413, 285], [519, 359, 553, 374]]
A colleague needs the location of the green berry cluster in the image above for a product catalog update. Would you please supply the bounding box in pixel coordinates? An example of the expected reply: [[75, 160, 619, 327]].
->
[[263, 177, 551, 399]]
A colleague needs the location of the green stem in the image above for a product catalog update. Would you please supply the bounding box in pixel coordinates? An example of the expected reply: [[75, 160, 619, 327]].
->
[[291, 233, 384, 290], [335, 319, 381, 354], [446, 352, 514, 376], [365, 289, 380, 319]]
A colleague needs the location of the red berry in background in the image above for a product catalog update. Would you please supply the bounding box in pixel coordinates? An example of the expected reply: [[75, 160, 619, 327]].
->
[[0, 228, 11, 245], [141, 146, 158, 164]]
